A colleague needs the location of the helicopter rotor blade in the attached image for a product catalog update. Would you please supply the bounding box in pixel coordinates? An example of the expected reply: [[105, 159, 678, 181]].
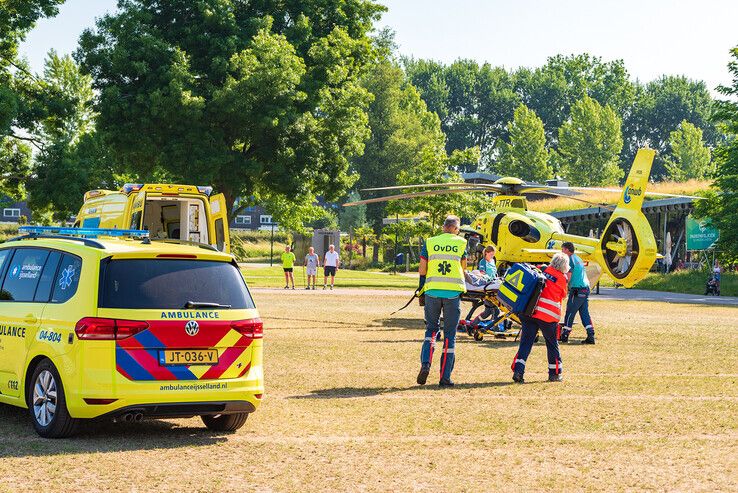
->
[[544, 186, 705, 200], [362, 183, 503, 192], [343, 187, 495, 207], [534, 190, 616, 211]]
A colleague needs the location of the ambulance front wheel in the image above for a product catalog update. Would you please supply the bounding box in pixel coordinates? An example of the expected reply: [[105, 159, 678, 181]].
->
[[201, 412, 249, 432]]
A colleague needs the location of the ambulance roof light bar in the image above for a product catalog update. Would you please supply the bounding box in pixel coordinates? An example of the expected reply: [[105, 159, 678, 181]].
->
[[18, 226, 150, 239], [122, 183, 144, 193]]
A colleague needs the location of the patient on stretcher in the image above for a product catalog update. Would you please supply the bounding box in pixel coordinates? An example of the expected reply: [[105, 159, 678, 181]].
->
[[464, 271, 506, 332]]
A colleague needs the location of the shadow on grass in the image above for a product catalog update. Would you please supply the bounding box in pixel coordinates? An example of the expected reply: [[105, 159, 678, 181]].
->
[[0, 404, 231, 458], [362, 317, 425, 331], [288, 380, 517, 399]]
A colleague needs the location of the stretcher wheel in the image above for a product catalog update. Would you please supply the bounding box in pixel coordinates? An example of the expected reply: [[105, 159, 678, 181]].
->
[[474, 331, 484, 341]]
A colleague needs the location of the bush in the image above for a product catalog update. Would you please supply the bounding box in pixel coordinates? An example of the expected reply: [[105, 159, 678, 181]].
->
[[231, 229, 290, 244]]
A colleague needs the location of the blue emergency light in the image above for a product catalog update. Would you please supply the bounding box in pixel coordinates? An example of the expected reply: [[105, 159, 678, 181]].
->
[[197, 186, 213, 196], [19, 226, 150, 238]]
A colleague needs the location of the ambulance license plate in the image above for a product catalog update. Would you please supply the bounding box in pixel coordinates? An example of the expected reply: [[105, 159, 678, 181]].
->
[[160, 349, 218, 366]]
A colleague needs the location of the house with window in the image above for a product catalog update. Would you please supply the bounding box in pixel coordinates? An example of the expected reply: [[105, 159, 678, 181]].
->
[[0, 201, 32, 223], [230, 204, 277, 231]]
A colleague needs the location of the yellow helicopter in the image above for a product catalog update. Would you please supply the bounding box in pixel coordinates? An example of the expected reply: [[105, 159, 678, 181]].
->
[[346, 149, 702, 288]]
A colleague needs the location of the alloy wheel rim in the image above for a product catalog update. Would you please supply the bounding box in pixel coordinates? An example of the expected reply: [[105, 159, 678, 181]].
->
[[32, 370, 57, 427]]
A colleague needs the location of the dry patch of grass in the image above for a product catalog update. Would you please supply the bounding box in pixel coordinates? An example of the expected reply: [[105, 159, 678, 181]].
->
[[1, 292, 737, 492], [535, 179, 712, 213]]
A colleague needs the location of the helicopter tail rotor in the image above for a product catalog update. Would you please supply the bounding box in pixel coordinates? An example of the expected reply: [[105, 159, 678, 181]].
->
[[595, 149, 658, 287]]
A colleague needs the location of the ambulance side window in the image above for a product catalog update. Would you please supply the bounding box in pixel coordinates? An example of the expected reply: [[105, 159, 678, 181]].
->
[[1, 248, 50, 302], [215, 218, 225, 251], [51, 254, 82, 303], [130, 211, 142, 230], [34, 251, 62, 302]]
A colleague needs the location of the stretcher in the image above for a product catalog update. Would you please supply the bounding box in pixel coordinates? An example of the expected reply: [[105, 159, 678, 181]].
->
[[459, 277, 522, 341]]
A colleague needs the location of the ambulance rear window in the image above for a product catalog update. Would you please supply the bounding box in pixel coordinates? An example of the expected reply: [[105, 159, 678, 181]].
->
[[99, 259, 254, 310]]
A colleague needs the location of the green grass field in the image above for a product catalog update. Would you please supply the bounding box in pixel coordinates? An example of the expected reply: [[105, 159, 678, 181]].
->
[[241, 265, 418, 289], [0, 290, 736, 492]]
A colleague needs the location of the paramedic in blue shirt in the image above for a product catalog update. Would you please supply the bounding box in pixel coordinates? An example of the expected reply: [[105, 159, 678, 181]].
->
[[560, 241, 595, 344], [416, 216, 467, 387]]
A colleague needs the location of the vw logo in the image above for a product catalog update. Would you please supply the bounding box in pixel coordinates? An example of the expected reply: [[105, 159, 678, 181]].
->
[[184, 320, 200, 336]]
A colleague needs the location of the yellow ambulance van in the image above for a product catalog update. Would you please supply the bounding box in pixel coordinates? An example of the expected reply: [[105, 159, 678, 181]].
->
[[75, 184, 230, 253]]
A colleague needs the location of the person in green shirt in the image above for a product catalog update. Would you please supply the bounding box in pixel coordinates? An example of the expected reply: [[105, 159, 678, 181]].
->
[[281, 246, 296, 289]]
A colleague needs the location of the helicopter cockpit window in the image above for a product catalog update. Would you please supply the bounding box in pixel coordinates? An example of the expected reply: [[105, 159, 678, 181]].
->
[[511, 199, 525, 209]]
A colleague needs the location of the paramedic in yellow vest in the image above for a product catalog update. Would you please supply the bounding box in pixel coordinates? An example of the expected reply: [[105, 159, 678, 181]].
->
[[416, 215, 468, 387]]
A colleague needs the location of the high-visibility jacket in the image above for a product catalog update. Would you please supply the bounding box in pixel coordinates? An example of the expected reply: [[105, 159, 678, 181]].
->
[[422, 233, 467, 294], [532, 266, 568, 323]]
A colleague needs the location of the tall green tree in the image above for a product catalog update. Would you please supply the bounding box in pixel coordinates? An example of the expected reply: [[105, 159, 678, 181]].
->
[[352, 57, 447, 261], [1, 0, 67, 201], [405, 58, 519, 170], [664, 120, 713, 181], [695, 46, 738, 261], [514, 54, 635, 146], [622, 75, 718, 178], [77, 0, 385, 220], [498, 104, 550, 182], [27, 52, 121, 221], [557, 96, 624, 186]]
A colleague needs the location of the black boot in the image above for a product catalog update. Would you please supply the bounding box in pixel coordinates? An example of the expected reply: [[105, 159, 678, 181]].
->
[[548, 374, 563, 382], [581, 335, 595, 344], [417, 364, 430, 385], [559, 329, 571, 343], [439, 377, 454, 387], [512, 371, 525, 384]]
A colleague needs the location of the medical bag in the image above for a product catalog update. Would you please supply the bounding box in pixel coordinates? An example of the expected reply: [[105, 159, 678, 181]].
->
[[497, 263, 546, 316]]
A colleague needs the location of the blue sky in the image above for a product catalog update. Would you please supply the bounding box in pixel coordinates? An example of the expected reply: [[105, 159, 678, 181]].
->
[[19, 0, 738, 93]]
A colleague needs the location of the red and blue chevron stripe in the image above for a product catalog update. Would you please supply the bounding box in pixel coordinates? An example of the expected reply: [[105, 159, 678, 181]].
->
[[116, 320, 253, 381]]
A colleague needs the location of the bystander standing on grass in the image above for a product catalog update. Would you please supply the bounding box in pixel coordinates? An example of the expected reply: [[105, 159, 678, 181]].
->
[[323, 244, 340, 290], [281, 246, 296, 289], [304, 246, 320, 290]]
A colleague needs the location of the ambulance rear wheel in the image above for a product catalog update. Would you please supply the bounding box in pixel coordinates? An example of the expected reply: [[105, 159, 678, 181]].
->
[[28, 359, 79, 438], [201, 412, 249, 432]]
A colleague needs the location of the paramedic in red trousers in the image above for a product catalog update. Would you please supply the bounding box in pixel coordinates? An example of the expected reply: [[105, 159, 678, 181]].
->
[[512, 253, 570, 383], [559, 241, 596, 344], [416, 215, 468, 387]]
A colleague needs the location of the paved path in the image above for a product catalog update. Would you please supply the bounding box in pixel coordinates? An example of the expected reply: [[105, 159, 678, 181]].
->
[[253, 286, 738, 307], [594, 287, 738, 307]]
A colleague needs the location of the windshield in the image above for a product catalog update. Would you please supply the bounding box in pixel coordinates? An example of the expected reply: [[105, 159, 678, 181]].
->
[[99, 259, 254, 309]]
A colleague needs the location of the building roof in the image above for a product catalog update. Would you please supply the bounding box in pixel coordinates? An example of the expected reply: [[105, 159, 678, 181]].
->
[[551, 197, 696, 224]]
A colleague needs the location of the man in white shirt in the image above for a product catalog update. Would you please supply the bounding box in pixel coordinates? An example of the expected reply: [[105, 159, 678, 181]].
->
[[323, 244, 340, 290]]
